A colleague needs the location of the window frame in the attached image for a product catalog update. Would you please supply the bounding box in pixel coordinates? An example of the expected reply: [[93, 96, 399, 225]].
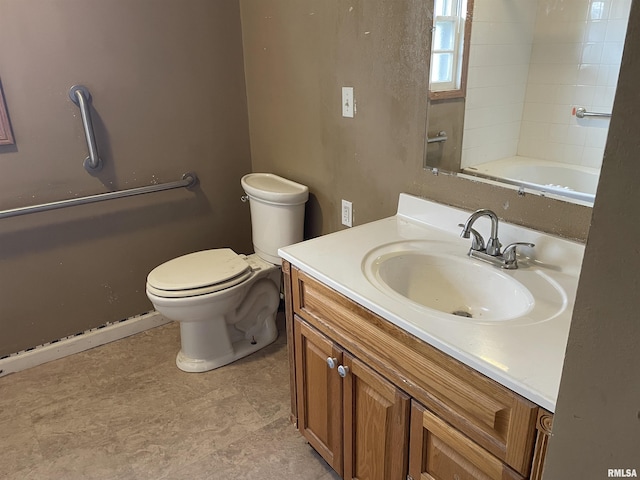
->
[[428, 0, 474, 101], [0, 79, 14, 146]]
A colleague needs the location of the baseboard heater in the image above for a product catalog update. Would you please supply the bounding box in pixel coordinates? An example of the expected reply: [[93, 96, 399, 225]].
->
[[0, 311, 170, 378]]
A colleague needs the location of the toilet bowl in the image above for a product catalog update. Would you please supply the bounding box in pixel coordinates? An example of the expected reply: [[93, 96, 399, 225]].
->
[[146, 173, 308, 372]]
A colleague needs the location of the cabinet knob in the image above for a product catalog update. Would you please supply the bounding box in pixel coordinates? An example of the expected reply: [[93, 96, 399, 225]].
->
[[337, 365, 349, 378], [326, 357, 337, 369]]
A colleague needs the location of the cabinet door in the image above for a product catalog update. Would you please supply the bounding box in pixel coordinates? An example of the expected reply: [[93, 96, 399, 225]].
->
[[409, 401, 525, 480], [294, 316, 343, 475], [342, 352, 410, 480]]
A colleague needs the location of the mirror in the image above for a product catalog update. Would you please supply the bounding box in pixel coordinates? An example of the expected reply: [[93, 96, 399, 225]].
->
[[425, 0, 632, 206]]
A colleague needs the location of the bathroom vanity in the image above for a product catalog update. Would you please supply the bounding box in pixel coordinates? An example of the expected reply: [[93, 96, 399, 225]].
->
[[279, 194, 582, 480]]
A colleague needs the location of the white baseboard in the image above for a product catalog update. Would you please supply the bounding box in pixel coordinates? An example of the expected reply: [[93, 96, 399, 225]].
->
[[0, 311, 171, 378]]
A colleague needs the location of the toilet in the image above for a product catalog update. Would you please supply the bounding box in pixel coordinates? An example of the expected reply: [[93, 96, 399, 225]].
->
[[146, 173, 309, 372]]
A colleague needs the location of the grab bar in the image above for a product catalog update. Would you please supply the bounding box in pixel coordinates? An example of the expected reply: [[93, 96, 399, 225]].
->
[[575, 107, 611, 119], [69, 85, 102, 172], [0, 172, 198, 220], [427, 131, 448, 144]]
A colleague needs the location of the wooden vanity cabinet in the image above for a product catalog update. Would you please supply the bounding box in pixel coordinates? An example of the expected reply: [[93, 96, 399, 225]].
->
[[283, 262, 549, 480]]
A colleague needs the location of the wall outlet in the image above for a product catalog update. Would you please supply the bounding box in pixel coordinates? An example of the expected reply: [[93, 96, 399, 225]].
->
[[341, 199, 353, 227], [342, 87, 354, 118]]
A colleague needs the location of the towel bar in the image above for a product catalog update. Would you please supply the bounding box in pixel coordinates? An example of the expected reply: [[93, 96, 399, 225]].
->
[[0, 172, 198, 219]]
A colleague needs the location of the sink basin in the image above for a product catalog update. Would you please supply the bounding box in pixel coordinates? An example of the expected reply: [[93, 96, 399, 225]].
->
[[362, 241, 567, 324], [372, 251, 533, 320]]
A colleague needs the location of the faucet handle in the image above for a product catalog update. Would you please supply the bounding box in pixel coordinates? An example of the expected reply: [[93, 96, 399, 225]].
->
[[458, 224, 485, 251], [503, 242, 535, 266]]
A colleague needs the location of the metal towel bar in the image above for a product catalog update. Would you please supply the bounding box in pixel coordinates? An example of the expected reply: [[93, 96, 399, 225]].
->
[[0, 172, 198, 220], [575, 107, 612, 119], [69, 85, 102, 172]]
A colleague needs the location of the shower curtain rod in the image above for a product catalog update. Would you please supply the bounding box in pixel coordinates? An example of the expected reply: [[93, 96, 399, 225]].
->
[[0, 171, 198, 220]]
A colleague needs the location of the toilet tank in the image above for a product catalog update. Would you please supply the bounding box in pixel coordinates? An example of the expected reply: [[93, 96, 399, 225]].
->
[[241, 173, 309, 264]]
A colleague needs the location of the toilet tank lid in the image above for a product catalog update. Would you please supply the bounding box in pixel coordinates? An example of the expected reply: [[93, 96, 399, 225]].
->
[[241, 173, 309, 205]]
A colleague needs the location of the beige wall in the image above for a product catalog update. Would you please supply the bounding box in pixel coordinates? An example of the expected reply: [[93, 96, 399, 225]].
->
[[0, 0, 253, 356], [239, 0, 592, 241], [543, 0, 640, 474]]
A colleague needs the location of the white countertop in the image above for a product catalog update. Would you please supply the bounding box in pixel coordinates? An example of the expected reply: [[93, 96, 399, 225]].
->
[[279, 193, 585, 412]]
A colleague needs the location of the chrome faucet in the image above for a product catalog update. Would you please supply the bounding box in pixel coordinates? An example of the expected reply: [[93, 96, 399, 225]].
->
[[460, 209, 502, 255], [459, 209, 534, 269]]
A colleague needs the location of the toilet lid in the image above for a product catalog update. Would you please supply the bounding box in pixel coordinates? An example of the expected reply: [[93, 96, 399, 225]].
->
[[147, 249, 251, 295]]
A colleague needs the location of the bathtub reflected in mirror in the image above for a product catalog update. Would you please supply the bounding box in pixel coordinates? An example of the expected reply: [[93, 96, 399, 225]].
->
[[463, 157, 599, 204], [425, 0, 632, 206]]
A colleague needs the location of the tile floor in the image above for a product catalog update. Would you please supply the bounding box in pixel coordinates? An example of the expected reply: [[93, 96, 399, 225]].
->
[[0, 314, 340, 479]]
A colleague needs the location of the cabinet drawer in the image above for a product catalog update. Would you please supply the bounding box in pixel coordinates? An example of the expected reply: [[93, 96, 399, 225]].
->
[[292, 268, 537, 476], [409, 401, 525, 480]]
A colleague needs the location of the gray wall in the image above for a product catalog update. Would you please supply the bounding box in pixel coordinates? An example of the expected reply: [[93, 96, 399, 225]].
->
[[0, 0, 253, 356]]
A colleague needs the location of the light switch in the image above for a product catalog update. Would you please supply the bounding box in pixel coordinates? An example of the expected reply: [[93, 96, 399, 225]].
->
[[342, 87, 354, 118]]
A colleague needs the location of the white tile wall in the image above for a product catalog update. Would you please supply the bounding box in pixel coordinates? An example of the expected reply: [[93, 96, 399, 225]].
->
[[461, 0, 536, 168], [461, 0, 631, 170]]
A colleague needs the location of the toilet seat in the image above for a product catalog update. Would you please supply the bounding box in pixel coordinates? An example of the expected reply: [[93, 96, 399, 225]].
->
[[147, 249, 253, 298]]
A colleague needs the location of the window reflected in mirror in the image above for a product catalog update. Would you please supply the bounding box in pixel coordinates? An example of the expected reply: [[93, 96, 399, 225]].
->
[[429, 0, 473, 100]]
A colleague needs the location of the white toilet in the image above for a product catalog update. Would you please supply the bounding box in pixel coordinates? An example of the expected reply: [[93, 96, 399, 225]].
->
[[146, 173, 309, 372]]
